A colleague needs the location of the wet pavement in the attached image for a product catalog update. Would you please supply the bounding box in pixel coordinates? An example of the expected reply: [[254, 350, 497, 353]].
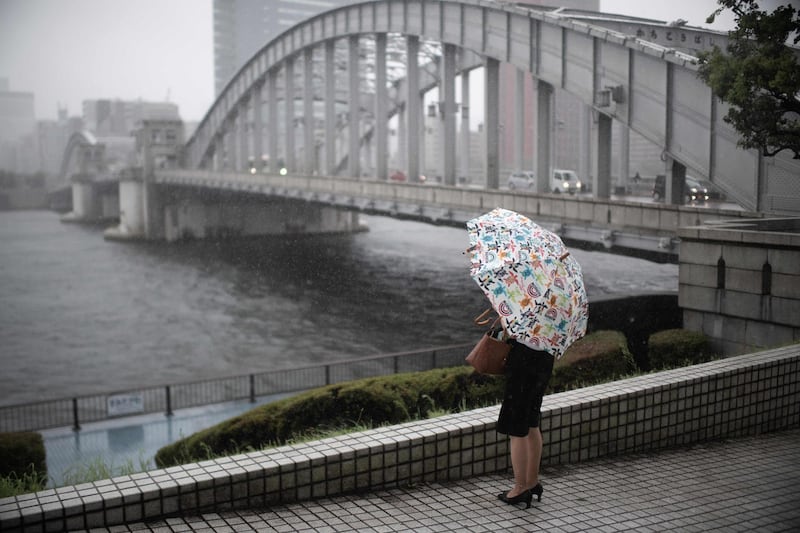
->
[[86, 428, 800, 532]]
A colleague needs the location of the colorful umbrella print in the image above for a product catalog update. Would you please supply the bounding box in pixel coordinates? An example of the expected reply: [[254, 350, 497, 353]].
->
[[466, 207, 588, 358]]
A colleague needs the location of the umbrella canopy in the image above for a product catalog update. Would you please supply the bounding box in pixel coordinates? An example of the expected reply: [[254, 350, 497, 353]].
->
[[466, 207, 588, 358]]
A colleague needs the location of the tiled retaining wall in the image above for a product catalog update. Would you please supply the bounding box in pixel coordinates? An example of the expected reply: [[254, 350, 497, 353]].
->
[[1, 344, 798, 532]]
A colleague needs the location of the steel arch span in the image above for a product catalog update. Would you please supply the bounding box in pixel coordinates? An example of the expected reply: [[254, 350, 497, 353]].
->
[[185, 0, 799, 215]]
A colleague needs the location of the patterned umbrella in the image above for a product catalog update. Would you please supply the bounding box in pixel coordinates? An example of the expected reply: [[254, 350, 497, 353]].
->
[[466, 207, 588, 358]]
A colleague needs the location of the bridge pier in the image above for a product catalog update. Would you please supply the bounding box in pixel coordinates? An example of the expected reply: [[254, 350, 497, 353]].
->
[[60, 175, 119, 224], [161, 193, 362, 242], [104, 170, 146, 240], [108, 177, 363, 242]]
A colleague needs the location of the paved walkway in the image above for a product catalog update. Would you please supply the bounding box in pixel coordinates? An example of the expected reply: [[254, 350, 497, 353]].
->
[[85, 428, 799, 532]]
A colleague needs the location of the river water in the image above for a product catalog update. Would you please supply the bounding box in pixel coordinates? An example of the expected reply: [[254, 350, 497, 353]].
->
[[0, 210, 678, 407]]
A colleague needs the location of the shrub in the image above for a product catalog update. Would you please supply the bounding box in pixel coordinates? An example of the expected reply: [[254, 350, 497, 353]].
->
[[648, 329, 713, 369], [0, 432, 47, 481], [155, 366, 505, 468], [0, 432, 47, 497], [549, 330, 636, 393]]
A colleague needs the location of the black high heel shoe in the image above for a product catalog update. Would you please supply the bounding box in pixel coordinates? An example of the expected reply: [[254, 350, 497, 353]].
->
[[497, 489, 533, 509], [529, 483, 543, 502]]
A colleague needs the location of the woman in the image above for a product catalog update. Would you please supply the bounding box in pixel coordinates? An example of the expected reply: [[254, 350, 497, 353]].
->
[[495, 338, 554, 509]]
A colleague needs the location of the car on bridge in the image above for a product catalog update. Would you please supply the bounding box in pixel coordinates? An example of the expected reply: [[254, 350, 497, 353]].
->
[[508, 171, 536, 190], [652, 175, 709, 203], [551, 169, 583, 194]]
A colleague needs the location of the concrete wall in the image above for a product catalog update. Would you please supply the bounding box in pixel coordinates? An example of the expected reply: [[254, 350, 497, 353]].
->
[[679, 218, 800, 355]]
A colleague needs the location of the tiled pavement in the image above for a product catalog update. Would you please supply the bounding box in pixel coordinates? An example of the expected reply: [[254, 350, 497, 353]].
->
[[90, 428, 800, 532]]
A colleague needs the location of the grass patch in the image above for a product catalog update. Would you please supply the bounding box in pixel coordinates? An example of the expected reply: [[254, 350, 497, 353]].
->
[[0, 465, 46, 498]]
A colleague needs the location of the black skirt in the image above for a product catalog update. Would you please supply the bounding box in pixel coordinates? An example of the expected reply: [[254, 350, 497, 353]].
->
[[496, 340, 554, 437]]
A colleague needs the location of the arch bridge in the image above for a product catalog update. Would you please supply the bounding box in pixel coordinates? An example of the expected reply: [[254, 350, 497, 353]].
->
[[84, 0, 799, 258]]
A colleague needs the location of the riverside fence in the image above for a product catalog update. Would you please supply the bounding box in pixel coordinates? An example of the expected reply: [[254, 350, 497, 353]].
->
[[0, 343, 474, 433]]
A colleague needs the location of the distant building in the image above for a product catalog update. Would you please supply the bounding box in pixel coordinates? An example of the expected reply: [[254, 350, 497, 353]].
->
[[0, 82, 37, 173], [37, 108, 84, 178], [82, 99, 180, 138], [213, 0, 359, 96]]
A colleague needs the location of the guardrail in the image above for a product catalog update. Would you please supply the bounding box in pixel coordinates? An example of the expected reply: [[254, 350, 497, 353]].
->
[[0, 343, 473, 433]]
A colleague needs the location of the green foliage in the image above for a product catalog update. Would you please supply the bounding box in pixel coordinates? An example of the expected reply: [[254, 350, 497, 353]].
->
[[0, 432, 47, 481], [550, 330, 637, 393], [153, 329, 725, 470], [648, 329, 714, 369], [698, 1, 800, 159], [0, 465, 46, 498], [155, 367, 505, 468]]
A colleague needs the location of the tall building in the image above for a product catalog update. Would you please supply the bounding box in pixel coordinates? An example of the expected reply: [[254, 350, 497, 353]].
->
[[213, 0, 359, 96], [0, 81, 36, 173]]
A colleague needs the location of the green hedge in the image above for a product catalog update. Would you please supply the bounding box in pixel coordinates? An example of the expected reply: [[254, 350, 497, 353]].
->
[[648, 329, 713, 369], [156, 330, 641, 468], [0, 432, 47, 481], [155, 367, 505, 468], [550, 330, 636, 392]]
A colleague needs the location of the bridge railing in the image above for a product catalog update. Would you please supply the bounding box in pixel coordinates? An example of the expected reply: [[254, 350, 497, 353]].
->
[[0, 343, 474, 433]]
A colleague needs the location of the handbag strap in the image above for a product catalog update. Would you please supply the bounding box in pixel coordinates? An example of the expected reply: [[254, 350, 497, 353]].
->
[[473, 308, 509, 340], [473, 307, 495, 326]]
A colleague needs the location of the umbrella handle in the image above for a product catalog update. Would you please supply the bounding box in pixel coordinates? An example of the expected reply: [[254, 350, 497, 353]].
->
[[560, 252, 570, 260], [473, 307, 495, 326]]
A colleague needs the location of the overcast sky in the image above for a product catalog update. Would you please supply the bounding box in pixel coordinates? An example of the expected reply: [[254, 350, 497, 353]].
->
[[0, 0, 742, 123]]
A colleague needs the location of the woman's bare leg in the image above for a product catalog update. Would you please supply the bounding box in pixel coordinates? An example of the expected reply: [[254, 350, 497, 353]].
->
[[508, 427, 543, 496], [507, 433, 531, 497], [525, 427, 543, 488]]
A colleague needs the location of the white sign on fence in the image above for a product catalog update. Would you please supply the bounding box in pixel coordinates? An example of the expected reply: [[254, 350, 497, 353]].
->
[[107, 393, 145, 417]]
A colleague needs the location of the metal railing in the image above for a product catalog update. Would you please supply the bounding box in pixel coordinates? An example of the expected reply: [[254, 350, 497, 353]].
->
[[0, 343, 473, 433]]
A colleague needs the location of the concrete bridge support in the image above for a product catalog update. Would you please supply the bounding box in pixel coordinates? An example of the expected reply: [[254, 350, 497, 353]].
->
[[441, 43, 457, 186], [485, 57, 500, 189], [324, 40, 336, 176], [667, 158, 687, 204], [514, 69, 525, 174], [375, 33, 388, 181], [227, 116, 238, 172], [62, 178, 119, 223], [105, 172, 145, 239], [268, 69, 280, 173], [535, 80, 552, 195], [304, 47, 316, 176], [595, 112, 612, 199], [251, 82, 264, 171], [348, 36, 360, 178], [161, 193, 361, 242], [406, 35, 420, 183], [285, 58, 296, 173], [460, 66, 470, 183], [238, 104, 248, 172], [109, 178, 362, 242]]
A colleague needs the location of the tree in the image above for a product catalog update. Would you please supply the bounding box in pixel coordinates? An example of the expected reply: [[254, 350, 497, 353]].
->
[[697, 0, 800, 159]]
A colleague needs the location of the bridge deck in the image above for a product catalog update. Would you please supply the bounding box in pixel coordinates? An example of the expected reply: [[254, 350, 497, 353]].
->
[[157, 170, 758, 258]]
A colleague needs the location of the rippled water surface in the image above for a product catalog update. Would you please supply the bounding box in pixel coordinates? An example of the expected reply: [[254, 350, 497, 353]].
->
[[0, 210, 678, 405]]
